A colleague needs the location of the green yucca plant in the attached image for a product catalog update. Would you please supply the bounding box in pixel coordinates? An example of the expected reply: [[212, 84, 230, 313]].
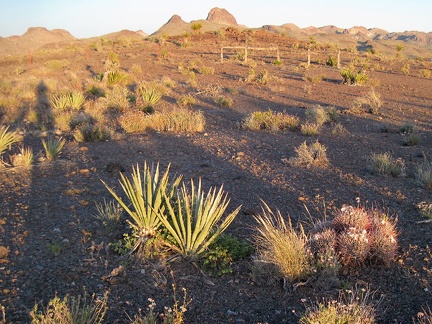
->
[[104, 70, 128, 86], [68, 91, 86, 110], [11, 146, 34, 166], [139, 86, 162, 112], [51, 93, 70, 110], [157, 179, 241, 259], [42, 137, 66, 161], [0, 126, 22, 156], [102, 163, 182, 253]]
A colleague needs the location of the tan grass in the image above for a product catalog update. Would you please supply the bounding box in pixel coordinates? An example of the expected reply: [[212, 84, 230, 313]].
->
[[253, 202, 313, 285], [289, 141, 329, 168]]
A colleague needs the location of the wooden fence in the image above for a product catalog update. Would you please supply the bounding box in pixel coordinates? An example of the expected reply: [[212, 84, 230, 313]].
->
[[221, 46, 280, 63]]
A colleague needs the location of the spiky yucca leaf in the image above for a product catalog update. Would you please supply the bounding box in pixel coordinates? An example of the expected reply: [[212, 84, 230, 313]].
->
[[158, 179, 241, 259], [42, 137, 66, 160], [102, 163, 182, 243], [0, 126, 22, 155]]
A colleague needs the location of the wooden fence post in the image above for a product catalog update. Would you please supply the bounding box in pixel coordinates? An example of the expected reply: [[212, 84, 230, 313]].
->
[[221, 47, 224, 63], [307, 49, 310, 68], [276, 46, 280, 61], [244, 47, 248, 63], [337, 50, 341, 69]]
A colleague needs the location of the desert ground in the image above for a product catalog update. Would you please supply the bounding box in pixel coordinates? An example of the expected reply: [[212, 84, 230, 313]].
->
[[0, 26, 431, 323]]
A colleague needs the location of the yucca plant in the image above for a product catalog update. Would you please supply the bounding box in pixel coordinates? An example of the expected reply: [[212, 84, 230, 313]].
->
[[42, 137, 66, 161], [68, 91, 86, 110], [0, 126, 22, 156], [102, 163, 182, 254], [157, 179, 241, 259], [139, 86, 162, 113], [50, 93, 70, 110], [104, 70, 128, 86], [11, 146, 34, 166]]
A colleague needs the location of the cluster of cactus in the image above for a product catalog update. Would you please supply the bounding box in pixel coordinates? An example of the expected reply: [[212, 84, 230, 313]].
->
[[311, 205, 398, 269]]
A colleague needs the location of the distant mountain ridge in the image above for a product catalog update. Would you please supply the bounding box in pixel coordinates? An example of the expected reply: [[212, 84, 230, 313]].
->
[[1, 8, 431, 56]]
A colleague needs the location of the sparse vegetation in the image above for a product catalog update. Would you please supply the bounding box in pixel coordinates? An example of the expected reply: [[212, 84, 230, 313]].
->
[[370, 152, 405, 177], [341, 66, 368, 85], [42, 137, 66, 160], [0, 125, 22, 157], [415, 157, 432, 189], [289, 141, 329, 168], [243, 110, 300, 131]]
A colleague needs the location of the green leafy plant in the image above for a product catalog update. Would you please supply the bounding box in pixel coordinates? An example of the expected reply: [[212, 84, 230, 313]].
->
[[102, 163, 182, 255], [253, 202, 313, 287], [0, 125, 22, 156], [326, 55, 337, 67], [42, 137, 66, 161], [191, 22, 203, 33], [104, 70, 128, 86], [30, 291, 108, 324], [156, 179, 241, 260], [201, 234, 253, 276]]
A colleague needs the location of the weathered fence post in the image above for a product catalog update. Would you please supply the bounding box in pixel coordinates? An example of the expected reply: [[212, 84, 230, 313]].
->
[[244, 47, 248, 63], [221, 47, 224, 63], [307, 48, 310, 68], [276, 46, 280, 62], [337, 50, 341, 69]]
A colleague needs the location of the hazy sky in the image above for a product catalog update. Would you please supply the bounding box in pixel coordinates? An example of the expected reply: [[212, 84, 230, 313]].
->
[[1, 0, 431, 38]]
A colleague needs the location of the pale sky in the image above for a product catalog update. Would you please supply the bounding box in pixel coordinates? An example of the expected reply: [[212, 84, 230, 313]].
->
[[0, 0, 431, 39]]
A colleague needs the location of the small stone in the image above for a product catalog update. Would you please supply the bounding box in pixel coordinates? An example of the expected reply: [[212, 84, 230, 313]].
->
[[0, 246, 9, 259]]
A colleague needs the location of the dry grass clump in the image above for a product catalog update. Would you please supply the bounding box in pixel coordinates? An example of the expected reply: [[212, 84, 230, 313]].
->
[[10, 146, 34, 167], [415, 157, 432, 190], [100, 86, 130, 112], [416, 305, 432, 324], [305, 105, 330, 126], [289, 141, 329, 168], [243, 110, 299, 131], [351, 89, 382, 114], [369, 152, 405, 177], [74, 124, 112, 142], [252, 203, 313, 286], [177, 95, 196, 107], [30, 291, 108, 324], [301, 122, 320, 136], [300, 288, 377, 324], [120, 109, 205, 133]]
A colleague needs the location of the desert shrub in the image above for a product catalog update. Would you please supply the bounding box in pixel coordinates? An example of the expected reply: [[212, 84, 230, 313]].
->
[[0, 126, 22, 156], [103, 163, 182, 256], [120, 109, 205, 133], [243, 110, 299, 131], [306, 75, 323, 83], [301, 123, 320, 136], [289, 141, 329, 168], [74, 124, 112, 142], [104, 52, 120, 71], [86, 85, 105, 98], [131, 285, 190, 324], [156, 179, 241, 259], [326, 55, 338, 67], [401, 63, 410, 75], [69, 112, 94, 130], [214, 96, 233, 108], [331, 123, 348, 136], [177, 95, 196, 107], [369, 152, 405, 176], [300, 288, 377, 324], [341, 66, 368, 85], [201, 234, 253, 276], [252, 202, 313, 286], [191, 22, 203, 33], [420, 69, 431, 78], [30, 291, 108, 324], [256, 69, 269, 84], [50, 93, 70, 110], [198, 66, 215, 75], [351, 89, 382, 114], [10, 146, 34, 167], [44, 59, 69, 70], [309, 228, 340, 279], [415, 157, 432, 190], [101, 86, 130, 112], [403, 132, 420, 146], [42, 137, 66, 161], [305, 105, 330, 126]]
